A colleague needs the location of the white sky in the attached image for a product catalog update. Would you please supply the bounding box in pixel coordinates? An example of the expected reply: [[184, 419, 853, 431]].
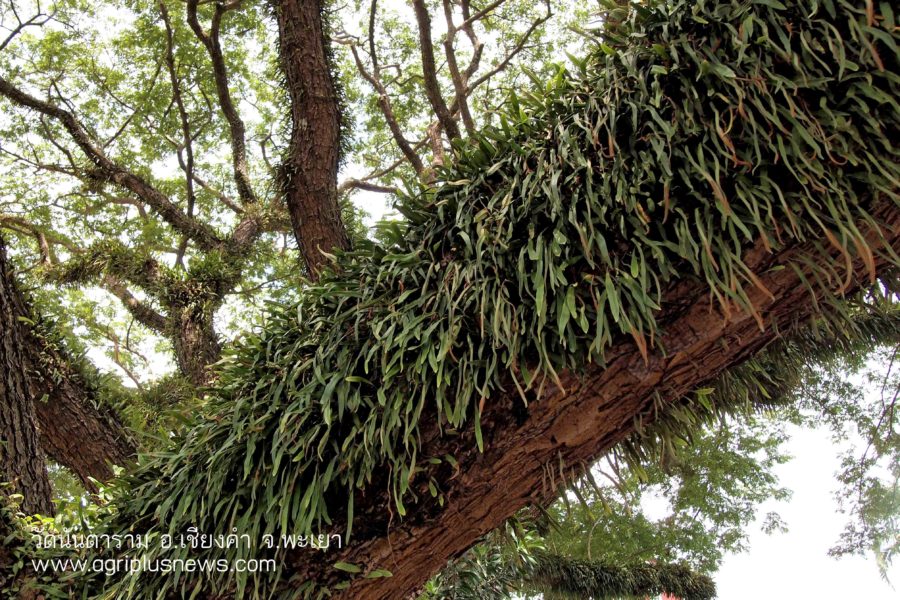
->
[[716, 424, 899, 599]]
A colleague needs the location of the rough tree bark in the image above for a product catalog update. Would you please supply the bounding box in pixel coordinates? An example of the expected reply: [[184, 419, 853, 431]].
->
[[170, 307, 223, 388], [274, 0, 350, 279], [28, 383, 134, 494], [0, 235, 54, 515], [21, 327, 136, 492], [278, 200, 900, 599], [1, 236, 135, 494], [410, 0, 461, 141]]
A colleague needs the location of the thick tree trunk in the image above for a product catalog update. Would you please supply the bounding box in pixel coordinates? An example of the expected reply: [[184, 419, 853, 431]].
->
[[274, 0, 350, 279], [280, 201, 900, 599], [0, 235, 53, 515], [2, 236, 135, 494], [28, 379, 134, 492], [171, 308, 222, 387]]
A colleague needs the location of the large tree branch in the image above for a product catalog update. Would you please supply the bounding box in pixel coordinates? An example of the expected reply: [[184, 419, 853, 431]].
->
[[274, 0, 350, 279], [0, 75, 224, 250], [345, 41, 427, 174], [102, 275, 168, 334], [29, 363, 137, 493], [410, 0, 461, 141], [1, 235, 135, 496], [0, 233, 53, 514], [53, 244, 172, 300], [281, 200, 900, 599], [186, 0, 257, 205]]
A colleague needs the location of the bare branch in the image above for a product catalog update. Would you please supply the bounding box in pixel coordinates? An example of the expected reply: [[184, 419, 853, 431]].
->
[[346, 42, 426, 175], [93, 190, 149, 219], [110, 336, 145, 390], [0, 143, 77, 177], [427, 120, 446, 168], [186, 0, 257, 205], [260, 134, 274, 173], [336, 178, 398, 195], [410, 0, 461, 140], [368, 0, 379, 75], [102, 59, 164, 149], [39, 115, 79, 170], [468, 4, 551, 92], [0, 213, 79, 257], [0, 4, 56, 52], [457, 0, 486, 87], [149, 125, 245, 217], [192, 173, 244, 214], [161, 1, 199, 267], [441, 0, 475, 135], [78, 312, 148, 389], [457, 0, 508, 32], [101, 274, 168, 334], [350, 136, 429, 186]]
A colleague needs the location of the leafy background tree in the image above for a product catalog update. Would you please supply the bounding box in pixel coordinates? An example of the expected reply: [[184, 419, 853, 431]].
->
[[419, 311, 900, 597]]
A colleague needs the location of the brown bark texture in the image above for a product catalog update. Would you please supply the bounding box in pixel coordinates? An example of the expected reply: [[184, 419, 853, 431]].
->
[[279, 200, 900, 599], [275, 0, 350, 280], [0, 235, 53, 515], [1, 237, 134, 493], [410, 0, 461, 141], [171, 308, 223, 388]]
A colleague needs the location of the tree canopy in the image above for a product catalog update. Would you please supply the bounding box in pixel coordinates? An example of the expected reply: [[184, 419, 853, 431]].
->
[[0, 0, 898, 598]]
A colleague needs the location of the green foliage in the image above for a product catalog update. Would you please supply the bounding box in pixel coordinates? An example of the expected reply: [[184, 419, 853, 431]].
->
[[544, 418, 791, 573], [420, 519, 547, 599], [0, 481, 127, 599], [0, 490, 28, 593], [419, 517, 716, 600], [112, 374, 202, 449], [0, 0, 292, 376], [522, 552, 715, 600], [20, 0, 900, 597], [787, 341, 900, 577]]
